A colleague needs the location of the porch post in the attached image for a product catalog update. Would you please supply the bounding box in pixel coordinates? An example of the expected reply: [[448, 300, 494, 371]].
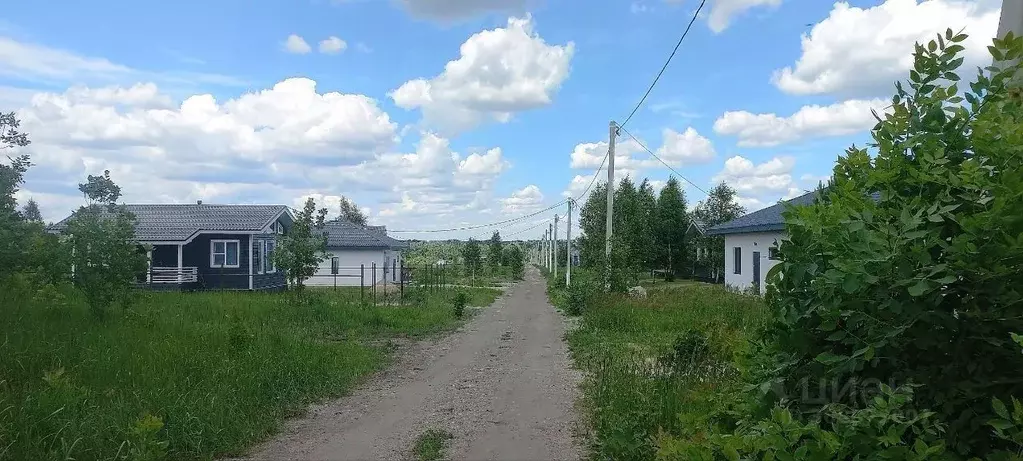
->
[[147, 248, 153, 283], [248, 234, 254, 290], [177, 244, 183, 284]]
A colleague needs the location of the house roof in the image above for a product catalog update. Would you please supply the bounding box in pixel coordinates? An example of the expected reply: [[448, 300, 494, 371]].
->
[[687, 219, 707, 235], [706, 191, 819, 236], [49, 204, 291, 243], [321, 220, 407, 250]]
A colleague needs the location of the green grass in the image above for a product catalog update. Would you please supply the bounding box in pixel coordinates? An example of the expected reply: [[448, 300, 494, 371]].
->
[[0, 282, 501, 460], [412, 429, 453, 461], [554, 270, 768, 461]]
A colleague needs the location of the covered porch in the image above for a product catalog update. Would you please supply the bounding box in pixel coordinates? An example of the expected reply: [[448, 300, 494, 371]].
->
[[143, 244, 198, 287]]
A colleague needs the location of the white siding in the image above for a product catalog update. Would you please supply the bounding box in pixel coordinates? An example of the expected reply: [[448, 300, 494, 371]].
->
[[306, 248, 402, 287], [723, 231, 785, 295]]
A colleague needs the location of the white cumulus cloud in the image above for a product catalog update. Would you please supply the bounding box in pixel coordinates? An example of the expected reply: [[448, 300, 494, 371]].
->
[[713, 98, 888, 147], [712, 155, 803, 207], [319, 36, 347, 54], [772, 0, 1000, 97], [284, 34, 312, 54], [389, 15, 574, 135], [501, 184, 544, 214]]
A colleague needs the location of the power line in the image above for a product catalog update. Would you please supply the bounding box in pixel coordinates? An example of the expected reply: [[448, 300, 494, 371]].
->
[[618, 125, 709, 196], [619, 0, 707, 130], [389, 198, 568, 234], [392, 142, 608, 234], [576, 148, 605, 202], [501, 218, 553, 239]]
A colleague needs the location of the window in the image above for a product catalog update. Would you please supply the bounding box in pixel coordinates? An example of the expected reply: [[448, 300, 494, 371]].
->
[[733, 247, 741, 274], [264, 240, 276, 273], [331, 257, 340, 275], [252, 239, 263, 274], [211, 240, 240, 268], [769, 246, 780, 260]]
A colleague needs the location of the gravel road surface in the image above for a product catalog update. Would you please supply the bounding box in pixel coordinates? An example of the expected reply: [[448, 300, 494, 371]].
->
[[241, 267, 584, 461]]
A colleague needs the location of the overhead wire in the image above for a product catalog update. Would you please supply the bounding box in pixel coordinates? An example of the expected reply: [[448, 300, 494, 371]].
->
[[618, 125, 709, 196], [618, 0, 708, 130], [392, 0, 707, 236], [389, 198, 569, 234]]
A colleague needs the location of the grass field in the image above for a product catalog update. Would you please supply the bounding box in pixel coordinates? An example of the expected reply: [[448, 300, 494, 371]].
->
[[0, 282, 501, 460], [550, 271, 767, 461]]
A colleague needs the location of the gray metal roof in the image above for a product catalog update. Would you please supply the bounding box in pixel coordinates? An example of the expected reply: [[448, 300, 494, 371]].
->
[[706, 191, 819, 236], [49, 204, 290, 242], [321, 220, 407, 250]]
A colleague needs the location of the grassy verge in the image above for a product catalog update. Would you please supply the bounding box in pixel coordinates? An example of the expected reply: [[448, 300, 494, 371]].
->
[[549, 269, 767, 461], [412, 429, 453, 461], [0, 283, 500, 460]]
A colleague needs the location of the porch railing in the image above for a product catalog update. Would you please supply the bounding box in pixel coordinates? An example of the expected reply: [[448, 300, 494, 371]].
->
[[148, 267, 198, 284]]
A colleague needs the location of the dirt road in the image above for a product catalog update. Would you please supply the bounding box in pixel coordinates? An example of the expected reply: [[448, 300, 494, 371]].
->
[[242, 267, 583, 461]]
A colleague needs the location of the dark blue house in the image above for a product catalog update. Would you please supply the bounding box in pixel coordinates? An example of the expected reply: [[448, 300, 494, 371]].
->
[[51, 203, 293, 291]]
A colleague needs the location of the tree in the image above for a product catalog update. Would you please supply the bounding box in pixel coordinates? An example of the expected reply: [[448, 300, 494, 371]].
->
[[337, 196, 367, 226], [21, 198, 42, 223], [613, 177, 645, 274], [637, 179, 659, 271], [655, 177, 688, 278], [692, 182, 744, 282], [487, 231, 503, 272], [577, 182, 608, 269], [761, 31, 1023, 455], [273, 198, 328, 292], [503, 244, 524, 280], [461, 238, 482, 277], [0, 112, 33, 279], [65, 170, 147, 316]]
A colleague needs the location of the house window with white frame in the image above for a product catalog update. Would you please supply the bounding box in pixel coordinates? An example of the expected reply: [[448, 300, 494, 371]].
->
[[264, 240, 276, 273], [211, 240, 240, 268], [252, 239, 263, 274]]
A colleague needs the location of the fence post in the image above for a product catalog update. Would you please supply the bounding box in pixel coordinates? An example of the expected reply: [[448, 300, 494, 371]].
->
[[383, 261, 388, 305], [361, 264, 365, 303], [372, 262, 377, 306], [399, 261, 405, 305]]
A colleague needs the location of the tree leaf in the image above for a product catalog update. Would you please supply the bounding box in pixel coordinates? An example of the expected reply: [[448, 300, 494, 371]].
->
[[815, 351, 847, 365], [908, 280, 930, 297], [993, 398, 1010, 419]]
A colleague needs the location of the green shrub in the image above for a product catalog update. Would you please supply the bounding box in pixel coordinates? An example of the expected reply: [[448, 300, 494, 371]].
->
[[452, 290, 469, 318], [565, 282, 588, 316], [656, 385, 950, 460], [646, 31, 1023, 460]]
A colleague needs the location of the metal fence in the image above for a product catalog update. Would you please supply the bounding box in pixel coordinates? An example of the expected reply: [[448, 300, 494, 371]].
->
[[131, 263, 504, 306]]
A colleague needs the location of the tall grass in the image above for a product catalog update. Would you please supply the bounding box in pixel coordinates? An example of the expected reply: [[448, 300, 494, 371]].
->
[[0, 281, 500, 460], [564, 281, 767, 461]]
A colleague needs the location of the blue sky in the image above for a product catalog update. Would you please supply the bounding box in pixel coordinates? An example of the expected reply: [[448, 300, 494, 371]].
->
[[0, 0, 1002, 239]]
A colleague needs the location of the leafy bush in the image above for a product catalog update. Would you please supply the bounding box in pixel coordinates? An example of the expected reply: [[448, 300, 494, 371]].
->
[[656, 385, 949, 460], [757, 31, 1023, 456], [452, 290, 469, 318], [565, 282, 588, 316]]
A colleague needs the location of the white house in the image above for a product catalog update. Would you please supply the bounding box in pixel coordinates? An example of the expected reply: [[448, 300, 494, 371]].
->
[[706, 192, 817, 294], [306, 220, 408, 287]]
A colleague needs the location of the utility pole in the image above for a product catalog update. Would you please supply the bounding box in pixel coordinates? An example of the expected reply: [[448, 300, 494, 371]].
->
[[604, 120, 618, 291], [548, 223, 554, 272], [553, 214, 559, 280], [542, 230, 548, 269], [566, 199, 573, 287]]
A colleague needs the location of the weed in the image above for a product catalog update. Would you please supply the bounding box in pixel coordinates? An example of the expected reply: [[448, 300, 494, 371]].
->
[[452, 290, 470, 318], [413, 428, 453, 461], [563, 269, 766, 461], [0, 284, 500, 460]]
